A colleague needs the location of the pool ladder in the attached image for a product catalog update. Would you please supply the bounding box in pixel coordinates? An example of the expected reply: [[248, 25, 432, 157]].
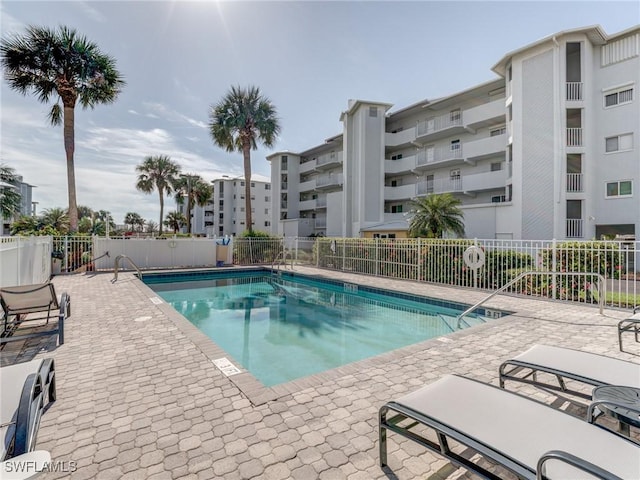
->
[[112, 255, 143, 282], [455, 270, 605, 329], [271, 249, 293, 275]]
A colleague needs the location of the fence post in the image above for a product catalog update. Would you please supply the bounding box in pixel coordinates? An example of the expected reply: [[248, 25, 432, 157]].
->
[[342, 239, 346, 271], [473, 238, 478, 290], [63, 236, 69, 273], [417, 238, 421, 282], [375, 238, 379, 277], [551, 238, 557, 300]]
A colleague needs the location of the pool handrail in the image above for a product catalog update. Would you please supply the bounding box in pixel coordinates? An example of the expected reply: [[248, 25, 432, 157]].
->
[[456, 270, 605, 328], [112, 255, 143, 282]]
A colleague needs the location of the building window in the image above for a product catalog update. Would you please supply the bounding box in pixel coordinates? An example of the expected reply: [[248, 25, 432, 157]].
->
[[369, 106, 378, 117], [240, 207, 245, 212], [251, 182, 255, 187], [606, 180, 632, 198], [391, 153, 403, 160], [265, 184, 271, 190], [491, 195, 506, 203], [604, 86, 633, 108], [605, 133, 633, 153], [373, 233, 396, 239], [490, 126, 506, 137], [264, 221, 271, 227], [450, 139, 461, 152], [240, 181, 245, 187], [265, 196, 270, 202], [490, 162, 502, 171], [219, 213, 223, 219], [450, 109, 461, 123], [450, 169, 460, 180], [391, 205, 403, 213], [265, 208, 269, 214]]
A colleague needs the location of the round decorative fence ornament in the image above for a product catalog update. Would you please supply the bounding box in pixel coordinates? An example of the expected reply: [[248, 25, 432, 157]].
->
[[463, 246, 485, 270]]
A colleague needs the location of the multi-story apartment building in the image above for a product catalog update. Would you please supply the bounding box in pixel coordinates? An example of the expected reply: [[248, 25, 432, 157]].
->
[[177, 175, 272, 236], [1, 173, 35, 235], [267, 25, 640, 240]]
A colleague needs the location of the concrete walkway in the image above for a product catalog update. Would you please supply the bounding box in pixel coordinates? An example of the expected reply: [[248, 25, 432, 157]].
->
[[2, 267, 638, 479]]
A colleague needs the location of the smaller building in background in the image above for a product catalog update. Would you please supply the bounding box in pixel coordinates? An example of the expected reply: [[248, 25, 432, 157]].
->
[[1, 173, 36, 236], [176, 174, 272, 237]]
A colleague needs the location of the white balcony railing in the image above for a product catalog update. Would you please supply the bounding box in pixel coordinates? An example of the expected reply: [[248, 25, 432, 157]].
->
[[314, 217, 327, 228], [315, 173, 344, 189], [463, 133, 506, 160], [385, 154, 416, 174], [384, 184, 416, 201], [566, 82, 583, 101], [416, 177, 463, 195], [316, 151, 343, 169], [567, 128, 583, 147], [566, 219, 584, 238], [416, 111, 463, 137], [416, 145, 464, 167], [316, 196, 327, 208], [566, 173, 583, 193]]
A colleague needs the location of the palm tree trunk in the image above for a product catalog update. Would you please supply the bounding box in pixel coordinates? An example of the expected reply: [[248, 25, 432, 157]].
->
[[186, 195, 192, 234], [158, 188, 164, 236], [64, 104, 78, 232], [243, 140, 252, 233]]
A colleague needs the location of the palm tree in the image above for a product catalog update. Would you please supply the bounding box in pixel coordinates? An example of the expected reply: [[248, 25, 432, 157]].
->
[[164, 211, 186, 234], [1, 25, 125, 232], [0, 163, 21, 219], [41, 207, 70, 234], [135, 155, 181, 236], [146, 220, 159, 235], [173, 174, 213, 234], [124, 212, 143, 232], [209, 85, 280, 233], [408, 193, 465, 238]]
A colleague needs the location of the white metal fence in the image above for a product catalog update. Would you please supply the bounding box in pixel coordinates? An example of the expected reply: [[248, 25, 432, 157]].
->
[[314, 238, 640, 310], [0, 236, 51, 287], [3, 235, 639, 310]]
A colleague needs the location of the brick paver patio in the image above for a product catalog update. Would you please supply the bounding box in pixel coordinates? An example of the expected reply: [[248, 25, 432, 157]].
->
[[2, 266, 638, 479]]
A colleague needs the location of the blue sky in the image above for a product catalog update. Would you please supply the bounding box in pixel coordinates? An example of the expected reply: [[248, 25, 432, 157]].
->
[[1, 1, 638, 225]]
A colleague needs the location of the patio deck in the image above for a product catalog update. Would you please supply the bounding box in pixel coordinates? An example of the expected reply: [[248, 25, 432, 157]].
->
[[2, 266, 638, 479]]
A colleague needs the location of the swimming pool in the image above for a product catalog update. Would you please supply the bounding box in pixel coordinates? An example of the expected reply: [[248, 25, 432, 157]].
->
[[145, 270, 504, 387]]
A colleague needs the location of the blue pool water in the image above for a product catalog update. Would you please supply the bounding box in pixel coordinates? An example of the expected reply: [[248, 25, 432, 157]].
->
[[145, 271, 501, 387]]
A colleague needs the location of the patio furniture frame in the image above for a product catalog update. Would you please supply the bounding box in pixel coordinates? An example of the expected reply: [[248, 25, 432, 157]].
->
[[379, 374, 639, 480], [498, 344, 640, 400], [0, 358, 56, 460], [618, 310, 640, 351], [0, 283, 70, 345]]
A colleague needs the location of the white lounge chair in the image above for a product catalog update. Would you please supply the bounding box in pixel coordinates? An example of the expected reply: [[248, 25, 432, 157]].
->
[[0, 283, 70, 345], [1, 359, 56, 461], [379, 374, 640, 479], [499, 344, 640, 399]]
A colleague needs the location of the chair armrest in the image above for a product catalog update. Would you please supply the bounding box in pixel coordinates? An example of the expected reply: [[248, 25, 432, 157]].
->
[[12, 373, 44, 458], [537, 450, 624, 480]]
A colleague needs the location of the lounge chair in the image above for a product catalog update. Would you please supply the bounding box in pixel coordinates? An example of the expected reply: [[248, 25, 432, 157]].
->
[[379, 374, 640, 479], [499, 344, 640, 399], [0, 283, 70, 345], [618, 310, 640, 351], [0, 359, 56, 461]]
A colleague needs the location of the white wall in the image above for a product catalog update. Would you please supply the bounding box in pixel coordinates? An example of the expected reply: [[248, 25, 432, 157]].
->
[[0, 236, 52, 287]]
